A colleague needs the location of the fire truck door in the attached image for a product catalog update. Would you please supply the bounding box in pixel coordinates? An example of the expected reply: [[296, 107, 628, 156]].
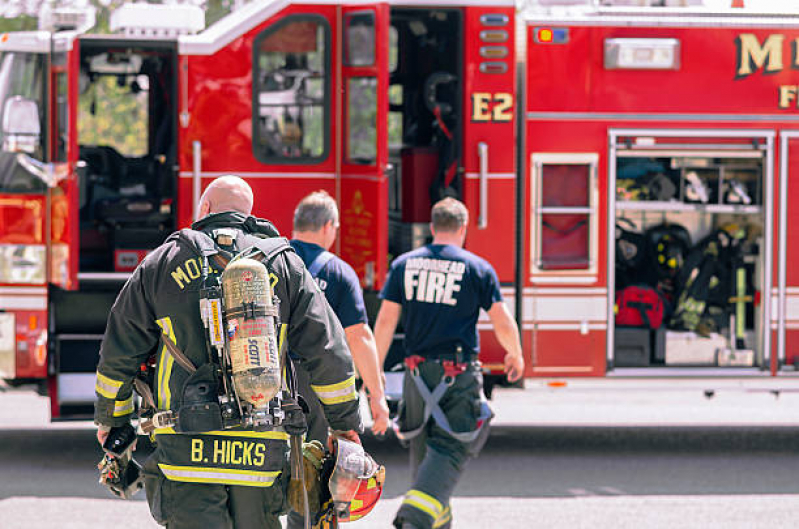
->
[[337, 3, 390, 290], [50, 34, 79, 291], [779, 132, 799, 369], [462, 6, 516, 282]]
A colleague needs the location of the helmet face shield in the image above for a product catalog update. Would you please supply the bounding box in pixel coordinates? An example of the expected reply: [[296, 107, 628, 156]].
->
[[328, 439, 384, 522]]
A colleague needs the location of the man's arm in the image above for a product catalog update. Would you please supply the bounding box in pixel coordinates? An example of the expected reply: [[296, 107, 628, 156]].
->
[[95, 264, 158, 443], [487, 301, 524, 382], [344, 323, 390, 435], [373, 300, 401, 366], [284, 255, 362, 437]]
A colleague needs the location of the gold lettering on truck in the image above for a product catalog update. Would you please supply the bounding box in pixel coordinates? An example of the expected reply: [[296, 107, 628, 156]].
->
[[736, 34, 784, 77]]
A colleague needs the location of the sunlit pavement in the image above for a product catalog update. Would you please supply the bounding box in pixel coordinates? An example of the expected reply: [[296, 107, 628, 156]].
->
[[3, 382, 799, 528]]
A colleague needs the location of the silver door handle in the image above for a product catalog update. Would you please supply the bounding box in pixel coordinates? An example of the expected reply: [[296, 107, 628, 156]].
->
[[478, 142, 489, 229]]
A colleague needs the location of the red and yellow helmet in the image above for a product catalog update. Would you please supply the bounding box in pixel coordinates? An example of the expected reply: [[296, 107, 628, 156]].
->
[[327, 438, 385, 524]]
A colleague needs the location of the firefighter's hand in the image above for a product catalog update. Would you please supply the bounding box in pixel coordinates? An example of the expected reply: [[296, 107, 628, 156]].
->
[[504, 353, 524, 383], [369, 395, 390, 436], [329, 429, 361, 452]]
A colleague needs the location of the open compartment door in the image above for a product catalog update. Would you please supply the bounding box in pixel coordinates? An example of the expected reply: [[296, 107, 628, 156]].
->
[[50, 33, 80, 291], [338, 3, 389, 290]]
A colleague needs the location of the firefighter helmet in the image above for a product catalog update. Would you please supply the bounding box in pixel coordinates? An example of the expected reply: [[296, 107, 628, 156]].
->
[[327, 438, 385, 523]]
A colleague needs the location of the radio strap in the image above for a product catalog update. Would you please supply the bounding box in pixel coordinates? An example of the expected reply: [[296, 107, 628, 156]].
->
[[159, 332, 197, 375]]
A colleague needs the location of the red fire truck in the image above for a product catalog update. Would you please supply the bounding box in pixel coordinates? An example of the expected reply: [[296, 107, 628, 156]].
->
[[1, 1, 798, 420]]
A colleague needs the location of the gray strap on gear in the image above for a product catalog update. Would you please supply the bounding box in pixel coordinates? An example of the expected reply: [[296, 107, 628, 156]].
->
[[307, 251, 335, 278], [393, 369, 492, 444]]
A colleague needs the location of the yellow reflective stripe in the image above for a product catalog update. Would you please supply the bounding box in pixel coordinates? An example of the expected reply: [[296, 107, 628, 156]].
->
[[403, 489, 443, 520], [433, 505, 452, 528], [95, 371, 123, 399], [311, 375, 358, 405], [153, 428, 289, 441], [156, 317, 176, 409], [278, 323, 287, 351], [158, 464, 280, 487], [113, 396, 134, 417]]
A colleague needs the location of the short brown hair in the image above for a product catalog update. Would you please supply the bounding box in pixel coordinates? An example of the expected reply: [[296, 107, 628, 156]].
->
[[431, 197, 468, 233], [293, 190, 339, 232]]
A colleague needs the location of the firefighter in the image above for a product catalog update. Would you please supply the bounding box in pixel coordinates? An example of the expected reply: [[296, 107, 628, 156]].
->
[[94, 175, 362, 528], [374, 197, 524, 529], [286, 190, 390, 529]]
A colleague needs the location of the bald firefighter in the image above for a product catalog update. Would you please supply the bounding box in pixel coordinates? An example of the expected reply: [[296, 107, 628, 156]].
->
[[94, 176, 361, 528], [374, 197, 524, 529]]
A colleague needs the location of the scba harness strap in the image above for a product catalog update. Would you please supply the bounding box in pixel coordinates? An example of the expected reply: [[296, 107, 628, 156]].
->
[[393, 355, 492, 444]]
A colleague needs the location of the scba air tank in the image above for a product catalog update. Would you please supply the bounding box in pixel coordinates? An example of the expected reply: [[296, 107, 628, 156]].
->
[[221, 257, 281, 409]]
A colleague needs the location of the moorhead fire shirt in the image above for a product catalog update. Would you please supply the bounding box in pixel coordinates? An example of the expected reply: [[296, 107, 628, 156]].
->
[[380, 243, 502, 356]]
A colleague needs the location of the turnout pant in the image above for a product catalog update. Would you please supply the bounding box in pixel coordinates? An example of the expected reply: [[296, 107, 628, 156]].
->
[[394, 360, 491, 529], [143, 448, 290, 529], [287, 363, 329, 529]]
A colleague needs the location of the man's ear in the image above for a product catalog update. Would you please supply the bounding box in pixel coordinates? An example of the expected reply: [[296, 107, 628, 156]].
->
[[198, 200, 210, 219]]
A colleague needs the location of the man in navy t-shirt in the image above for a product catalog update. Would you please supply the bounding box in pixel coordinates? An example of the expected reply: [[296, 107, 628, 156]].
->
[[374, 197, 524, 529], [289, 192, 389, 438], [287, 191, 389, 529]]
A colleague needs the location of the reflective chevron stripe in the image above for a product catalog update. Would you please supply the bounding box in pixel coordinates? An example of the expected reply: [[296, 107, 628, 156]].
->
[[402, 489, 443, 520], [95, 371, 123, 399], [311, 375, 357, 405], [158, 464, 281, 487], [113, 396, 134, 417]]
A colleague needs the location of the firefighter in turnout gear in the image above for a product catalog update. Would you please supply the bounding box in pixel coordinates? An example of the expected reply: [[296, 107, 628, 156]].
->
[[94, 176, 362, 528], [374, 198, 524, 529]]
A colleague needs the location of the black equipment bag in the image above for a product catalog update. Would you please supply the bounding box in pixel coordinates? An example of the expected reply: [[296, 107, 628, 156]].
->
[[615, 218, 648, 289]]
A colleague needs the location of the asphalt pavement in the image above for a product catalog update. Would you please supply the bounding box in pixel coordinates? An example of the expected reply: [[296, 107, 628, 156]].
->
[[3, 382, 799, 528]]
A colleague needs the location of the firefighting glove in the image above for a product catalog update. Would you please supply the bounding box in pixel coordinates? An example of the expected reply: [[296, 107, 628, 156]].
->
[[288, 440, 325, 515]]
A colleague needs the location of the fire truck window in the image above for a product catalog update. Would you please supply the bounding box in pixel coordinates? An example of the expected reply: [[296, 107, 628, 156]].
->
[[541, 214, 590, 270], [537, 162, 594, 271], [542, 164, 589, 207], [389, 26, 399, 73], [347, 77, 377, 163], [345, 12, 375, 67], [389, 85, 403, 149], [253, 17, 329, 163], [55, 71, 68, 162], [78, 75, 148, 157]]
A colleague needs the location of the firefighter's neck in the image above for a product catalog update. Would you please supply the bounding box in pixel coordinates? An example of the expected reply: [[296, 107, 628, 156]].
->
[[431, 226, 467, 248], [293, 222, 337, 251]]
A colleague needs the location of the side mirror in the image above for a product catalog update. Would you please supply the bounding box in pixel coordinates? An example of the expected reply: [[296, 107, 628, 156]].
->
[[2, 96, 41, 154]]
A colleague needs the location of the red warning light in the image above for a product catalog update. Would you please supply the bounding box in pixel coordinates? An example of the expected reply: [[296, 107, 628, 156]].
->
[[538, 28, 553, 43]]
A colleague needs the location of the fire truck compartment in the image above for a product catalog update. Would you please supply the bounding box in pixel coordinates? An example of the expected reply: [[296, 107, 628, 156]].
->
[[611, 133, 768, 371], [77, 39, 178, 273], [386, 7, 462, 259]]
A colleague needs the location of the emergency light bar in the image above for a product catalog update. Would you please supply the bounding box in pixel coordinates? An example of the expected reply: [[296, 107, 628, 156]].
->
[[604, 38, 680, 70]]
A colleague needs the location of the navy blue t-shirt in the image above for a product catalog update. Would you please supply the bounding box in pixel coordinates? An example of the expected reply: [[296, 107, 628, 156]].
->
[[380, 244, 502, 355], [289, 240, 368, 329]]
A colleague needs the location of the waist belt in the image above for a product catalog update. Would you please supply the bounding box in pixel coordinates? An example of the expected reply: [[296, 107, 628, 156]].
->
[[412, 343, 476, 364], [392, 355, 491, 444]]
